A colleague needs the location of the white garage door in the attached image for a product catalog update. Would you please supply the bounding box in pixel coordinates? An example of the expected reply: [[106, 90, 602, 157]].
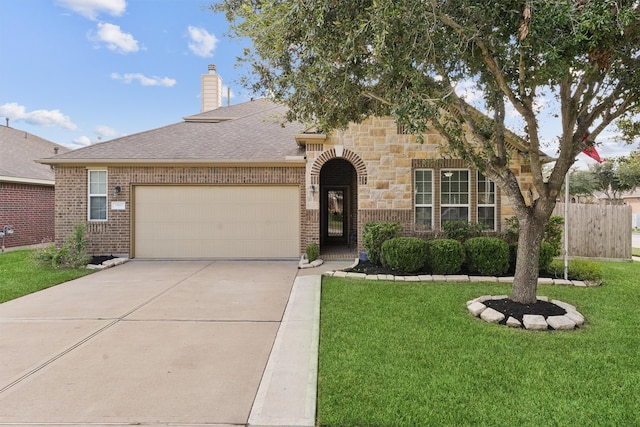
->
[[134, 185, 300, 259]]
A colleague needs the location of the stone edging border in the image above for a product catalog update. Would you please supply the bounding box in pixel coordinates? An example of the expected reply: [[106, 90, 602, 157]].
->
[[321, 270, 600, 287], [467, 295, 585, 330]]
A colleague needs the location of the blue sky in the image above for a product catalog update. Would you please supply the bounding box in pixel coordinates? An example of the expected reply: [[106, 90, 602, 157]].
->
[[1, 0, 251, 148], [0, 0, 636, 167]]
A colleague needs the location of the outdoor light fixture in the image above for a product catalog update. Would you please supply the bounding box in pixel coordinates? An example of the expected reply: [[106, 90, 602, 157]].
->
[[309, 185, 316, 196], [114, 185, 121, 196]]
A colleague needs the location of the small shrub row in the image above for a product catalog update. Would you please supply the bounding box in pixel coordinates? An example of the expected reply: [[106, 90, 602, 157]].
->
[[364, 219, 565, 276], [547, 259, 603, 284]]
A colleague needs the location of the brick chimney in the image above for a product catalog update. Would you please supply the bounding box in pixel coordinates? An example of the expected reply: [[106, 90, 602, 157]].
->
[[201, 64, 223, 112]]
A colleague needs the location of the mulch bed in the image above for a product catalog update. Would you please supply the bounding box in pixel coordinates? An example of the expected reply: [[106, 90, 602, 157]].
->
[[89, 255, 116, 265], [483, 298, 566, 324]]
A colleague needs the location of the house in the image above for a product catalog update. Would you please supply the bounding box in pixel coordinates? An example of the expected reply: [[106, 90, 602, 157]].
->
[[0, 123, 69, 249], [621, 189, 640, 228], [39, 65, 538, 259]]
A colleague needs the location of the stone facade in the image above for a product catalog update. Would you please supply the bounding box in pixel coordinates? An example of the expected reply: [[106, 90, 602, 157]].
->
[[304, 116, 534, 251]]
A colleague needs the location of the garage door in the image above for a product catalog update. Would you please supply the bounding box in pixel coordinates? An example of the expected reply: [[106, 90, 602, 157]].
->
[[134, 186, 300, 259]]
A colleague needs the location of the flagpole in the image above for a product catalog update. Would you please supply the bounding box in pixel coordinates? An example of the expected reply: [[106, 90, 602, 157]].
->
[[564, 169, 569, 280]]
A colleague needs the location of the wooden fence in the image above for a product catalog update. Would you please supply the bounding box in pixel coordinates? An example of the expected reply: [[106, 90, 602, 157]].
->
[[552, 202, 632, 259]]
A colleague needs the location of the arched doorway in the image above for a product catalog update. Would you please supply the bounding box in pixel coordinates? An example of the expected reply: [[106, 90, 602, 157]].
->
[[319, 158, 357, 249]]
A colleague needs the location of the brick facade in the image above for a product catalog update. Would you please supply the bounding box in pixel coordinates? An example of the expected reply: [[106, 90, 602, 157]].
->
[[54, 165, 306, 256], [53, 116, 534, 258], [0, 182, 55, 248]]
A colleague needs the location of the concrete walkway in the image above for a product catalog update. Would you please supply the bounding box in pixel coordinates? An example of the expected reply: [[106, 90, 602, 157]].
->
[[0, 260, 338, 427]]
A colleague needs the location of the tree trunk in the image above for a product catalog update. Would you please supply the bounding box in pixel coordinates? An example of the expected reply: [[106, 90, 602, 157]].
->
[[510, 213, 547, 304]]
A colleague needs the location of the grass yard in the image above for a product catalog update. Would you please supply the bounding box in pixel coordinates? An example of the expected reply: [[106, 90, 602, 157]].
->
[[318, 261, 640, 427], [0, 250, 94, 304]]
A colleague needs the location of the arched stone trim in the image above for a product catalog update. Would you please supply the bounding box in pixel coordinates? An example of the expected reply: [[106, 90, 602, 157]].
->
[[311, 148, 368, 186]]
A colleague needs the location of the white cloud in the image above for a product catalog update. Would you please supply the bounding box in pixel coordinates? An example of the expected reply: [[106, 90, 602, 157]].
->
[[0, 102, 77, 130], [96, 125, 117, 137], [56, 0, 126, 20], [187, 26, 218, 58], [90, 22, 139, 54], [111, 72, 176, 87], [71, 136, 92, 147]]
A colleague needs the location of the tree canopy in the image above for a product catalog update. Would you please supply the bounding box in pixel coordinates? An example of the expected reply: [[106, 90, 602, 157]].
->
[[216, 0, 640, 302]]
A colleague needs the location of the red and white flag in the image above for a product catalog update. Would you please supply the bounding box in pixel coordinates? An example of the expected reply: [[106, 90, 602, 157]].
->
[[580, 132, 604, 163]]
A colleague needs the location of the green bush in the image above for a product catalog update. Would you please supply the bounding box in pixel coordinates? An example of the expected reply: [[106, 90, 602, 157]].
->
[[538, 241, 555, 272], [33, 223, 91, 269], [426, 239, 465, 275], [306, 243, 320, 262], [548, 259, 603, 283], [442, 220, 486, 242], [362, 221, 401, 265], [464, 237, 509, 276], [380, 237, 428, 273]]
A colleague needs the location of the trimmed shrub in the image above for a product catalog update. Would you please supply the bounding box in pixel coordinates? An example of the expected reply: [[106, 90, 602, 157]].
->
[[380, 237, 428, 273], [362, 221, 401, 265], [538, 241, 555, 272], [442, 220, 486, 242], [306, 243, 320, 262], [548, 259, 603, 284], [464, 237, 509, 276], [426, 239, 465, 275]]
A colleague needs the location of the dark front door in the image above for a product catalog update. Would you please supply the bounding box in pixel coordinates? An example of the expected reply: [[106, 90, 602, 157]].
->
[[322, 186, 349, 245]]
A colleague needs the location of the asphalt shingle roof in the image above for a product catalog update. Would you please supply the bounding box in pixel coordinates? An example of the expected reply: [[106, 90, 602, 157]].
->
[[41, 99, 306, 165], [0, 125, 69, 182]]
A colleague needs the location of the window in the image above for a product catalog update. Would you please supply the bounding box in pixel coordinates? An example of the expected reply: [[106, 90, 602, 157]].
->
[[414, 169, 433, 229], [477, 172, 496, 230], [441, 169, 469, 225], [88, 170, 107, 221]]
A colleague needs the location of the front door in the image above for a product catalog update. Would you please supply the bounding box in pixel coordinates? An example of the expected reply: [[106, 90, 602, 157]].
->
[[322, 186, 349, 245]]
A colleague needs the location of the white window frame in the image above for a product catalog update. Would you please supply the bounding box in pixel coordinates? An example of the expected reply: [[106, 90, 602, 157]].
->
[[440, 169, 470, 227], [477, 172, 497, 231], [414, 169, 434, 230], [88, 169, 108, 221]]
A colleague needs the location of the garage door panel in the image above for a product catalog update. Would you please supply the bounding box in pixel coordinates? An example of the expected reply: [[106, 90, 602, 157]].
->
[[135, 186, 300, 259]]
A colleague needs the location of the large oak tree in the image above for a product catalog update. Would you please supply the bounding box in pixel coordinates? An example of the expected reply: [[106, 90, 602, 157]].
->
[[216, 0, 640, 303]]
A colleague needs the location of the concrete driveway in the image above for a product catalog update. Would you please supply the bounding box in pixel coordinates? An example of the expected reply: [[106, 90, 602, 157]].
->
[[0, 260, 316, 426]]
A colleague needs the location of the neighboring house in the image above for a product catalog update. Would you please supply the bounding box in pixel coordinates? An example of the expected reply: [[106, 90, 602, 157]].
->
[[39, 65, 540, 259], [621, 190, 640, 228], [0, 123, 69, 249]]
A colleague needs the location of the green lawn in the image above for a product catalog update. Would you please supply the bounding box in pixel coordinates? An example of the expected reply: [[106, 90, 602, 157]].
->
[[0, 250, 95, 304], [318, 261, 640, 427]]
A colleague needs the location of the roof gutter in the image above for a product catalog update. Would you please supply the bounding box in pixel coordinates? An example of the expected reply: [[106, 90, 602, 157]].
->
[[0, 175, 55, 186], [36, 158, 307, 167]]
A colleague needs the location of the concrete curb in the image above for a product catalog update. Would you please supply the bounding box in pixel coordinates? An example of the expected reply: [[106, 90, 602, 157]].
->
[[249, 275, 320, 427]]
